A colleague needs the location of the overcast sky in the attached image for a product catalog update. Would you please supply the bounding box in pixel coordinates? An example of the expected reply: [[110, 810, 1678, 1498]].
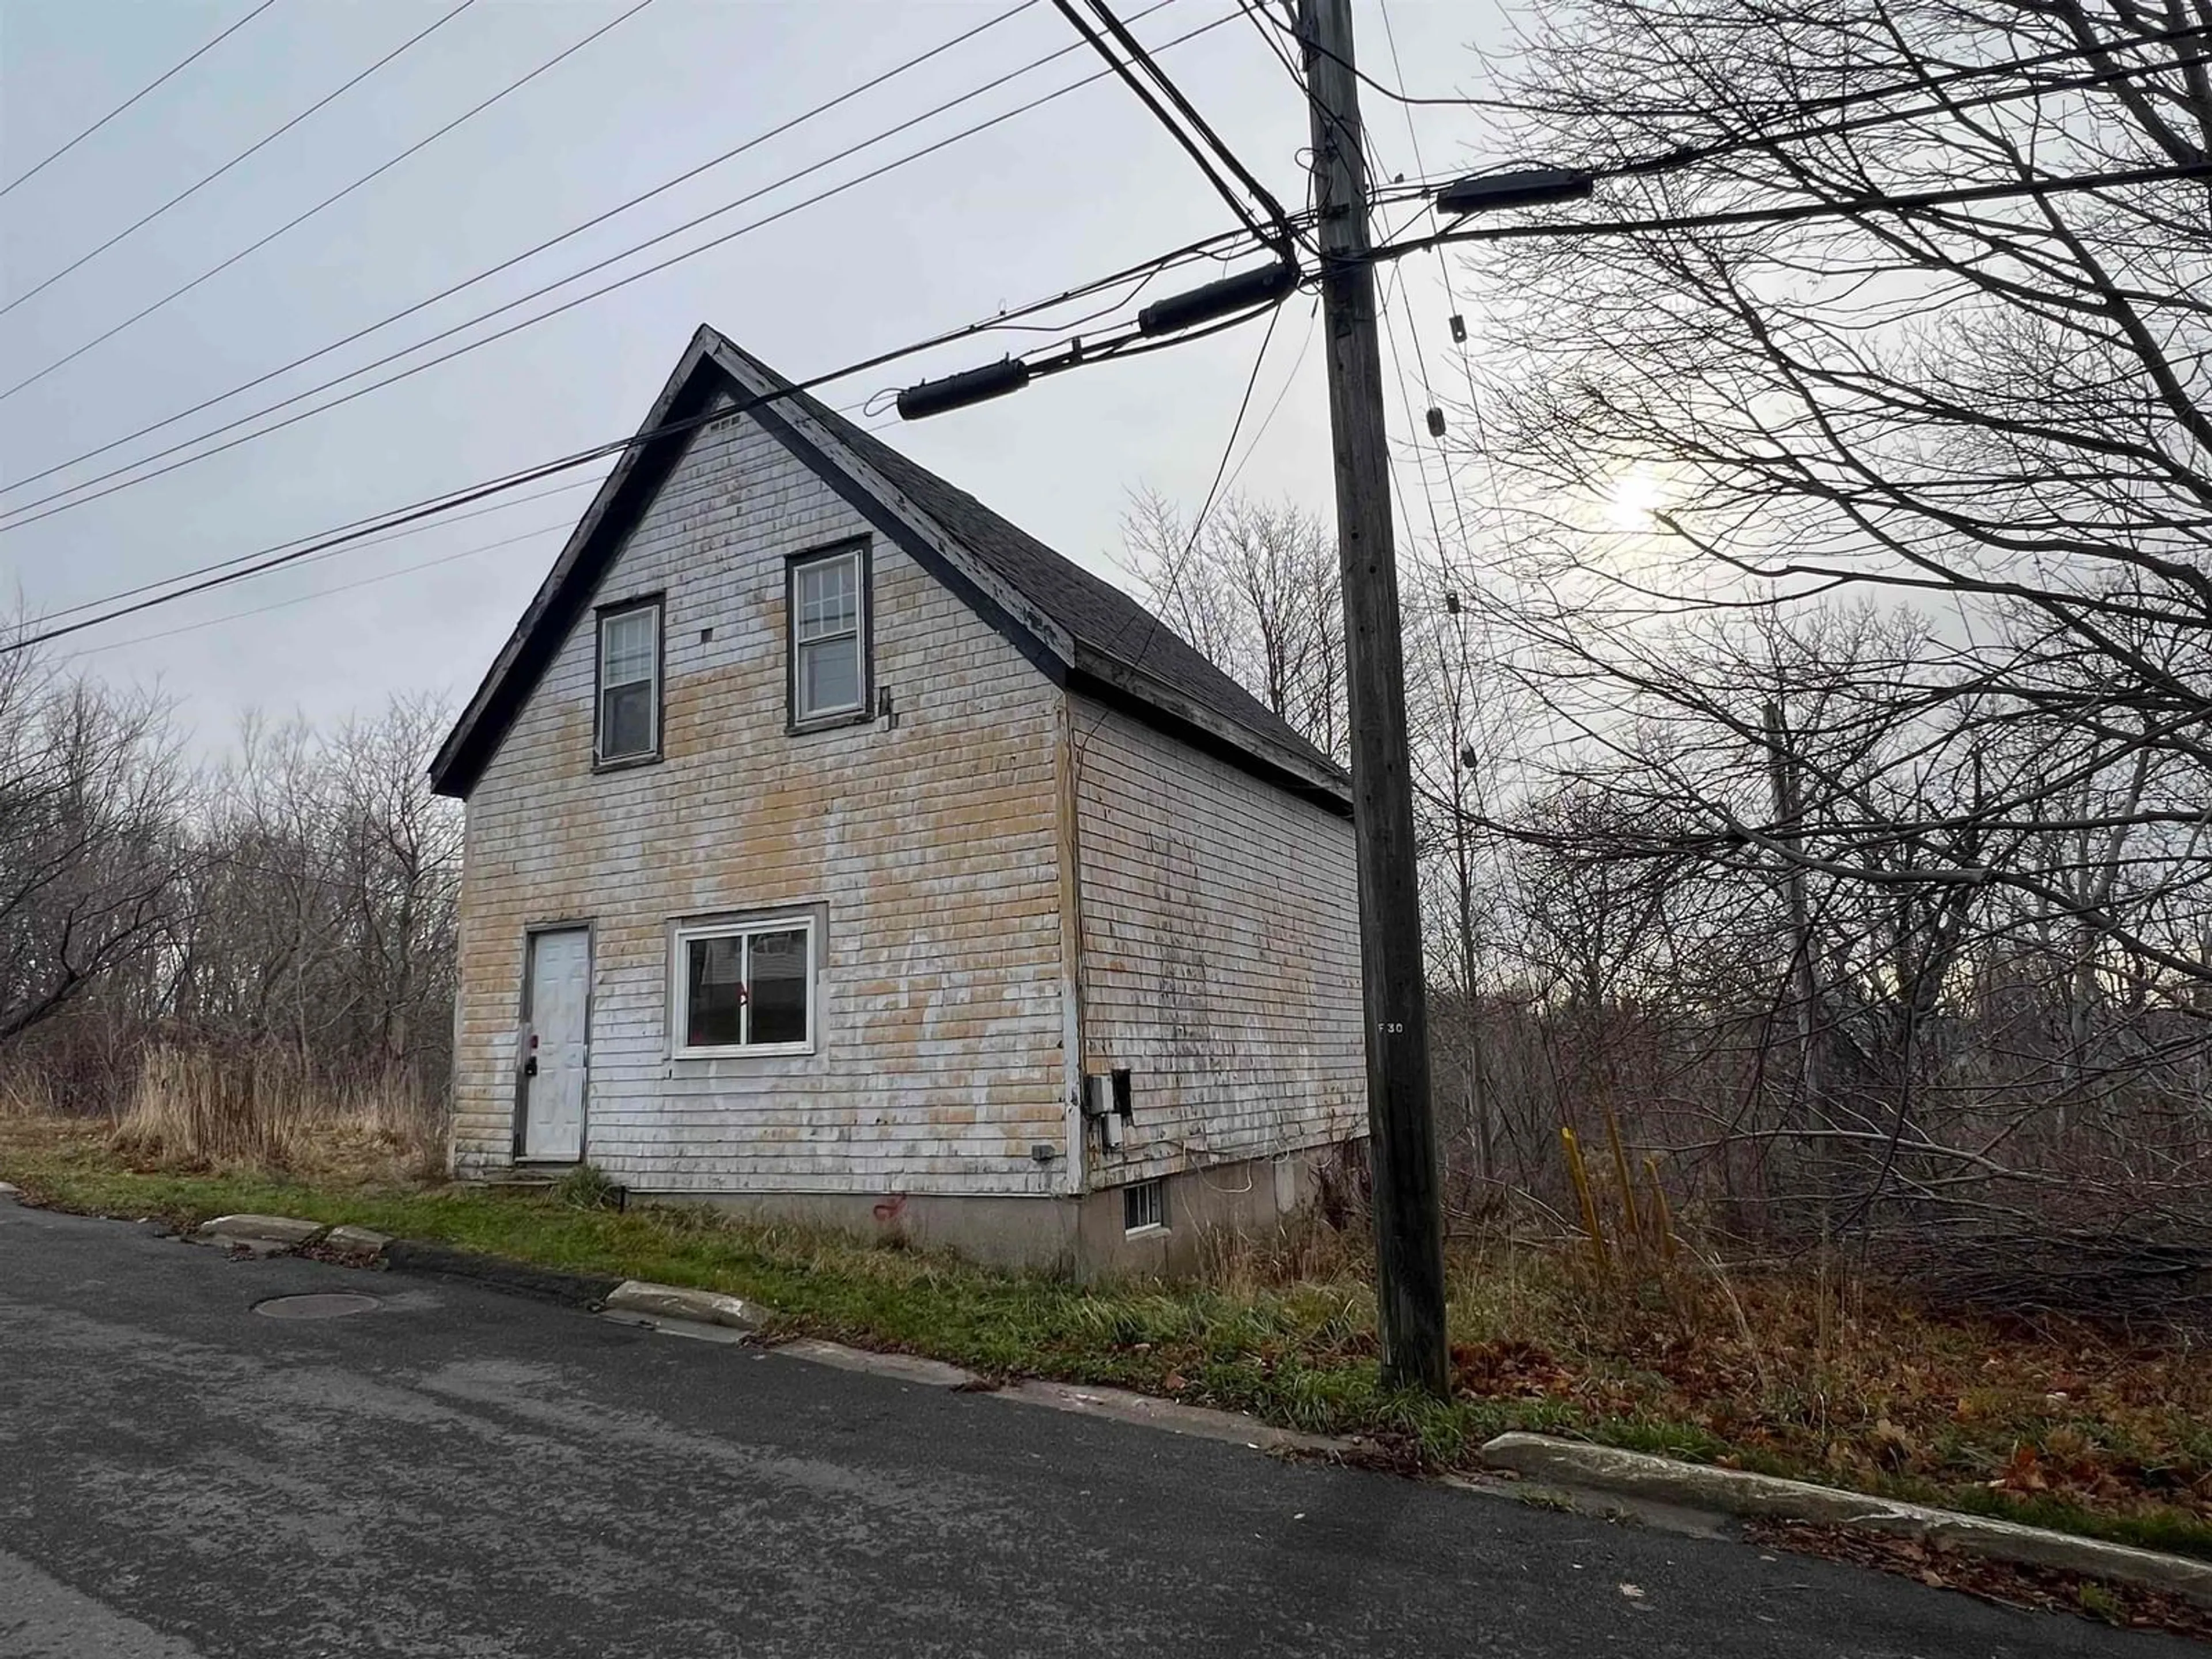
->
[[0, 0, 1512, 749]]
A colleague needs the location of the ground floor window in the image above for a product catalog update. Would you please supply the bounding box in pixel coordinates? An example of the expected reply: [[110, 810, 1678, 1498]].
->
[[1123, 1177, 1166, 1235], [671, 914, 815, 1056]]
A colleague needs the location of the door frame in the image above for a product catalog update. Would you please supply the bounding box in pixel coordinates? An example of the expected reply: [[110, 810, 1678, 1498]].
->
[[512, 919, 594, 1164]]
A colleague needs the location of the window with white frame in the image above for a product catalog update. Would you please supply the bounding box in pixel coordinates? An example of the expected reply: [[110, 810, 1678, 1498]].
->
[[596, 599, 661, 763], [789, 545, 868, 724], [672, 915, 815, 1055], [1123, 1177, 1166, 1235]]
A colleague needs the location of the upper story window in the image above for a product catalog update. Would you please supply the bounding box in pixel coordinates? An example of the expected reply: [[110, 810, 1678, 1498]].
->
[[596, 597, 661, 766], [789, 543, 870, 726]]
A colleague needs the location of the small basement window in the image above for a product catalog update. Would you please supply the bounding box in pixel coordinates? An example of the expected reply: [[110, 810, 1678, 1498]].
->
[[596, 598, 661, 764], [1123, 1177, 1166, 1235], [789, 543, 869, 725], [671, 915, 816, 1056]]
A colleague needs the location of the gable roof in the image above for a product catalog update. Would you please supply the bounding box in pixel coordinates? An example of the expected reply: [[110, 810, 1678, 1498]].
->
[[430, 327, 1350, 812]]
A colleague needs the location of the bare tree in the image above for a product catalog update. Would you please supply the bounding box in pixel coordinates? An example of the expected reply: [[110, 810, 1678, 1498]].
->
[[0, 671, 461, 1130], [0, 644, 187, 1047], [176, 698, 461, 1101], [1123, 488, 1349, 761], [1410, 0, 2212, 1297], [1452, 0, 2211, 963]]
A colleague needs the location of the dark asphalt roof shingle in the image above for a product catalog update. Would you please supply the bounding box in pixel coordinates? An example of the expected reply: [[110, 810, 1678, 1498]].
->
[[433, 328, 1349, 804], [756, 359, 1344, 787]]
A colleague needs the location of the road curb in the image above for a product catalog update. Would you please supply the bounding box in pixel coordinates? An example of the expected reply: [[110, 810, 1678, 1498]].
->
[[172, 1214, 719, 1323], [380, 1238, 620, 1308], [602, 1279, 763, 1332], [196, 1214, 324, 1247], [1478, 1431, 2212, 1608], [996, 1377, 1350, 1457]]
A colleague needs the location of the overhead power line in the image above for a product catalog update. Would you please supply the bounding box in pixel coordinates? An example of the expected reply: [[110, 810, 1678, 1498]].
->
[[1268, 10, 2210, 118], [0, 0, 282, 202], [32, 473, 601, 628], [1, 0, 661, 403], [0, 5, 1242, 536], [1051, 0, 1298, 252], [0, 0, 1048, 502], [1384, 158, 2212, 259], [8, 215, 1289, 652], [1, 0, 480, 319], [56, 518, 575, 660], [0, 0, 1215, 530]]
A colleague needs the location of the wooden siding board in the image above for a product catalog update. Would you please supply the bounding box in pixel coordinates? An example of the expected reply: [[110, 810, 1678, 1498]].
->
[[452, 405, 1067, 1196], [1071, 697, 1367, 1185]]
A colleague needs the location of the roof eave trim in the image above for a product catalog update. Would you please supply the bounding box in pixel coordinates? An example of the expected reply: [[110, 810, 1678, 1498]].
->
[[704, 340, 1079, 672], [1070, 642, 1353, 815], [429, 328, 725, 798]]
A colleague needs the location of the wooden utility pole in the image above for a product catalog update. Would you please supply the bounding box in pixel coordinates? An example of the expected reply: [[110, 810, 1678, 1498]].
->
[[1296, 0, 1449, 1395]]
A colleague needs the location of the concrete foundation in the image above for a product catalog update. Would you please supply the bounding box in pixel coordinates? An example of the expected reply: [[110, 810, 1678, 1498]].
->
[[626, 1143, 1347, 1279]]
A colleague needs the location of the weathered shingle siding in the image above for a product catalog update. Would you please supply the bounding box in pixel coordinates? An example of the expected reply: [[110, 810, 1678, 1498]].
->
[[1070, 696, 1366, 1184], [452, 406, 1070, 1195]]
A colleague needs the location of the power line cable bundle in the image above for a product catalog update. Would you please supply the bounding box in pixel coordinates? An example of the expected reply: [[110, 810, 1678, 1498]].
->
[[0, 0, 1232, 533], [9, 211, 1301, 654], [27, 0, 2202, 667]]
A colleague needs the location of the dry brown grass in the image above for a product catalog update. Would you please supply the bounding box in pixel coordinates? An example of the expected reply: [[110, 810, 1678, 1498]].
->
[[108, 1044, 446, 1185], [1439, 1244, 2212, 1540], [0, 1067, 61, 1119], [1194, 1203, 2212, 1543]]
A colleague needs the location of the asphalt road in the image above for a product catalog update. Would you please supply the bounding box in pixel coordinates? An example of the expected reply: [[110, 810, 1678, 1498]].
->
[[0, 1201, 2186, 1658]]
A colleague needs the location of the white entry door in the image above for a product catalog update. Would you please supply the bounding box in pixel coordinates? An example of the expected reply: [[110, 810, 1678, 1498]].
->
[[521, 927, 590, 1162]]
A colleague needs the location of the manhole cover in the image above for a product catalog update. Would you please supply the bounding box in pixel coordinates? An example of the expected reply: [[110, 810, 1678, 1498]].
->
[[252, 1292, 382, 1321]]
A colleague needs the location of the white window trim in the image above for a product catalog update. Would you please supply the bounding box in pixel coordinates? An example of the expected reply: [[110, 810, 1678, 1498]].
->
[[669, 914, 817, 1059], [596, 600, 661, 764], [789, 546, 868, 725], [1123, 1177, 1168, 1237]]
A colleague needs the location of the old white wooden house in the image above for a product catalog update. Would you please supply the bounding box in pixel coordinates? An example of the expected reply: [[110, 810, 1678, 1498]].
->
[[431, 326, 1365, 1273]]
